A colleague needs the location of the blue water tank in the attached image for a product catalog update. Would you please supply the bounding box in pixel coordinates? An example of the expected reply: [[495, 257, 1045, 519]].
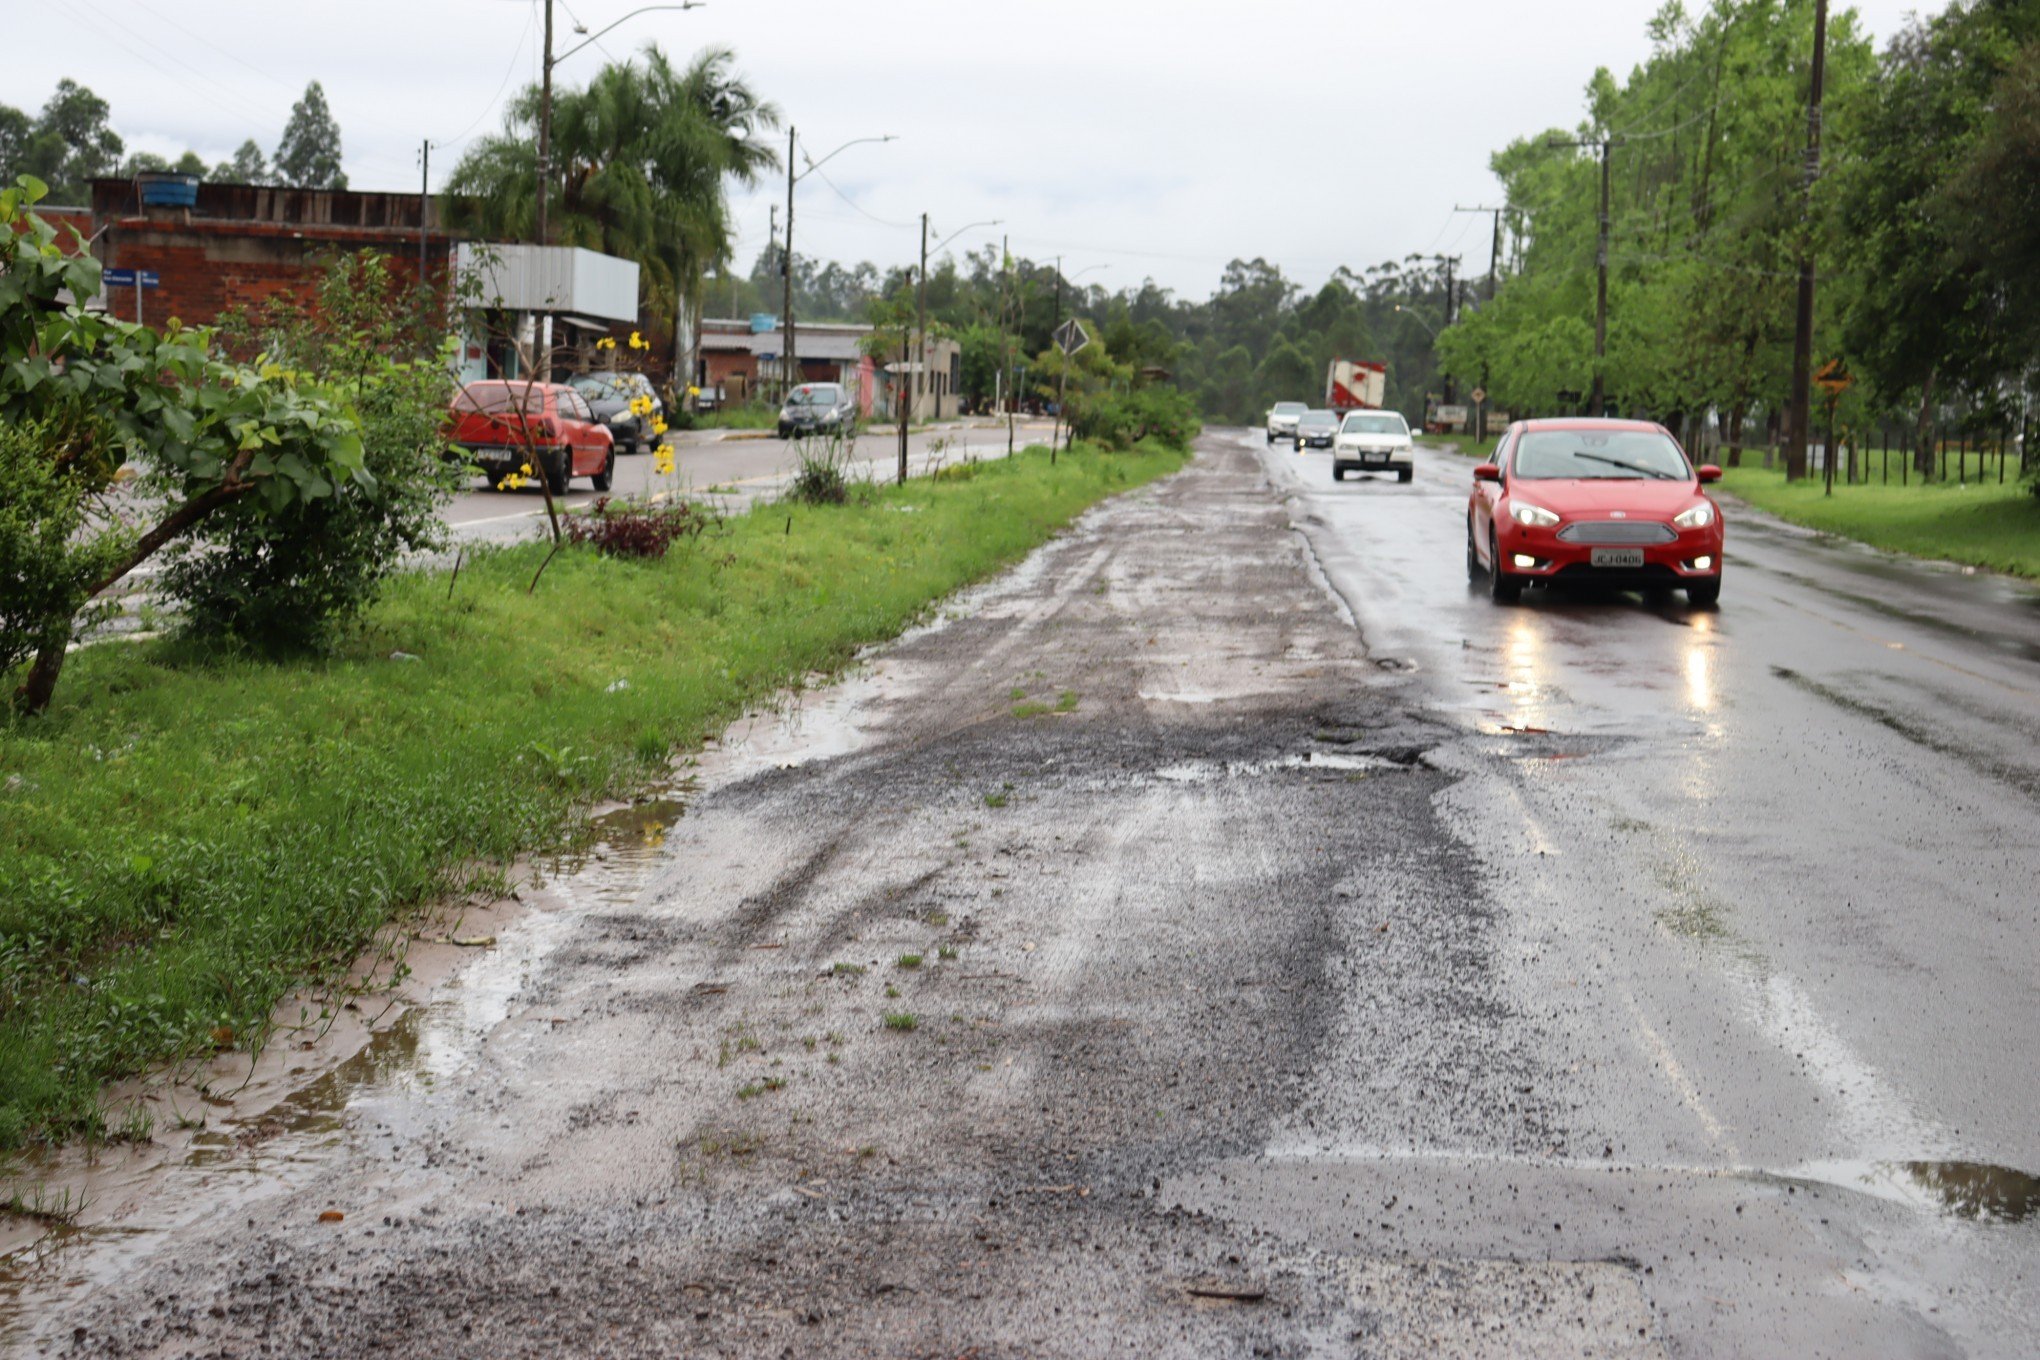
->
[[137, 173, 199, 207], [749, 312, 777, 333]]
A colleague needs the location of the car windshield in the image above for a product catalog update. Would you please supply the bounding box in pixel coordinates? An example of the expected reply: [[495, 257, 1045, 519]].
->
[[457, 382, 548, 415], [1513, 430, 1690, 480], [788, 385, 842, 407], [570, 376, 629, 398], [1341, 413, 1406, 435], [1272, 402, 1307, 415], [1299, 412, 1337, 429]]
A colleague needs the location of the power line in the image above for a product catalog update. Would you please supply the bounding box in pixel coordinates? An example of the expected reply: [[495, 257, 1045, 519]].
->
[[433, 2, 538, 149]]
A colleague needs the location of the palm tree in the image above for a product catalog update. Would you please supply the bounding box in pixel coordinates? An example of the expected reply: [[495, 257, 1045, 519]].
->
[[445, 45, 779, 380]]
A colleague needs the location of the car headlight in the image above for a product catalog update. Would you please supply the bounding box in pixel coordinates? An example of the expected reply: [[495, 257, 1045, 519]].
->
[[1510, 501, 1560, 528], [1673, 502, 1715, 529]]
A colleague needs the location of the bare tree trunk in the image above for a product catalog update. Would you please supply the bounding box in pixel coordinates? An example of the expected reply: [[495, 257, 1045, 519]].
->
[[1914, 369, 1937, 476], [13, 639, 70, 717], [11, 476, 254, 716]]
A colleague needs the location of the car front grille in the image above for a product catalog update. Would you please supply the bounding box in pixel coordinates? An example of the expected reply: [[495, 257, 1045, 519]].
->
[[1557, 520, 1676, 545]]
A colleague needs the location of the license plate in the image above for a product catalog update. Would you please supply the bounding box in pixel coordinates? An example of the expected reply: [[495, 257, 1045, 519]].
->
[[1591, 548, 1646, 568]]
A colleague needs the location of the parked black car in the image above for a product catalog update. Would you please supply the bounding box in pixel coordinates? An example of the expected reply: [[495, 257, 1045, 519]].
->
[[569, 372, 664, 455], [778, 382, 857, 439]]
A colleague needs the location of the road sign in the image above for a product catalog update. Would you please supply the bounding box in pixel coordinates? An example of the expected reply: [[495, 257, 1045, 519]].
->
[[1053, 319, 1089, 356], [101, 268, 160, 288], [1815, 359, 1853, 396], [1470, 386, 1487, 405]]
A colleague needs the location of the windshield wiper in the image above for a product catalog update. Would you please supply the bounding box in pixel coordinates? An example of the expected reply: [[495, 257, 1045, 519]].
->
[[1570, 451, 1678, 480]]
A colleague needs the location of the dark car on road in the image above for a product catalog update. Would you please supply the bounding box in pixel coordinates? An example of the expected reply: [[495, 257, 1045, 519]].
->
[[1293, 409, 1338, 450], [778, 382, 857, 439], [570, 372, 663, 456]]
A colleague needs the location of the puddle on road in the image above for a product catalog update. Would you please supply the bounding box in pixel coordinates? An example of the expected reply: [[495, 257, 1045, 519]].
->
[[1780, 1158, 2040, 1224], [1153, 752, 1400, 783]]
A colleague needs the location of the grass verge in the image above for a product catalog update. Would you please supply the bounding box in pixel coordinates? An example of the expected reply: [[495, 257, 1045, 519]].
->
[[1718, 463, 2040, 579], [0, 439, 1189, 1146], [691, 403, 779, 431], [1417, 433, 1494, 460]]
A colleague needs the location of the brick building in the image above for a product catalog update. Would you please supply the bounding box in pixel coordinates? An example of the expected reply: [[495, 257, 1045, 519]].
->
[[85, 178, 457, 329]]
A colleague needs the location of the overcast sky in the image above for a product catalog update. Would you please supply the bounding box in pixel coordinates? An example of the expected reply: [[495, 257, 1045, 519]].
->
[[15, 0, 1925, 303]]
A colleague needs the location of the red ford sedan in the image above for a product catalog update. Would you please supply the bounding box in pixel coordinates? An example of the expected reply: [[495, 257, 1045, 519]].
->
[[1466, 418, 1724, 606]]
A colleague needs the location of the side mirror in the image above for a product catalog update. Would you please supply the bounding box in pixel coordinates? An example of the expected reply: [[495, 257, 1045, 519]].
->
[[1473, 463, 1502, 482], [1696, 464, 1722, 484]]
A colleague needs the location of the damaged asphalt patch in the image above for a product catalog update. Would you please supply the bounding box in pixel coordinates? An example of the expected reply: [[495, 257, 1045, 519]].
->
[[29, 433, 1652, 1358]]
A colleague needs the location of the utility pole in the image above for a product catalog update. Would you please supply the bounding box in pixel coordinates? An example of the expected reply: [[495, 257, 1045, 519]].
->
[[1547, 137, 1621, 414], [1785, 0, 1830, 482], [1001, 233, 1014, 459], [1052, 257, 1064, 455], [536, 0, 553, 246], [1455, 206, 1506, 440], [782, 126, 797, 402], [1423, 253, 1461, 405], [418, 139, 430, 285], [898, 268, 912, 485], [1594, 141, 1610, 414], [917, 213, 930, 429]]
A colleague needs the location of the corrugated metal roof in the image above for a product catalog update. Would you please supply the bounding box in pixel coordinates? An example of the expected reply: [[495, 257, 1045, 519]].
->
[[704, 329, 868, 361]]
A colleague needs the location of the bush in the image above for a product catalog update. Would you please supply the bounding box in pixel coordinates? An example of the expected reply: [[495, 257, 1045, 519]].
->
[[786, 429, 856, 505], [566, 496, 718, 559], [159, 253, 463, 654], [1071, 385, 1200, 452]]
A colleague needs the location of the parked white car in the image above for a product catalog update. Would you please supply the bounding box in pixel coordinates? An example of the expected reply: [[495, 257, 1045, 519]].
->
[[1266, 401, 1307, 445], [1332, 409, 1414, 483]]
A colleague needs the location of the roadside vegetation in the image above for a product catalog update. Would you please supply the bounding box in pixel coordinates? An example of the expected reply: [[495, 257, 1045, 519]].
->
[[692, 403, 779, 431], [1436, 0, 2039, 474], [0, 436, 1190, 1147], [1719, 465, 2040, 579]]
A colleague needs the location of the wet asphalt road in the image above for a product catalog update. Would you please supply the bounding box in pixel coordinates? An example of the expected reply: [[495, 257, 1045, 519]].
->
[[12, 430, 2040, 1357]]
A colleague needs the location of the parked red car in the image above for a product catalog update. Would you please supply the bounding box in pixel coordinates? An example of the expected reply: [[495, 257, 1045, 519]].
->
[[448, 381, 615, 494], [1467, 418, 1724, 606]]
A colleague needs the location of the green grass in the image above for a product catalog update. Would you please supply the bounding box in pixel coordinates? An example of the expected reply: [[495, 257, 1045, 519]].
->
[[692, 403, 779, 431], [1718, 463, 2040, 579], [1417, 433, 1495, 460], [0, 439, 1190, 1147]]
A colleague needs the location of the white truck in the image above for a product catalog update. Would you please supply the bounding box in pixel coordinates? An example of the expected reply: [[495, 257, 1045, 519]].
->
[[1325, 358, 1387, 414]]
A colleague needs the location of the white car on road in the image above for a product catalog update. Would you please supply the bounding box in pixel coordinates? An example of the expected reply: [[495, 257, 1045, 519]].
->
[[1333, 409, 1415, 483], [1266, 401, 1307, 445]]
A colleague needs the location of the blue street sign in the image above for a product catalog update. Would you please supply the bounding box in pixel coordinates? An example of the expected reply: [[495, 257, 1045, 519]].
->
[[102, 269, 160, 288]]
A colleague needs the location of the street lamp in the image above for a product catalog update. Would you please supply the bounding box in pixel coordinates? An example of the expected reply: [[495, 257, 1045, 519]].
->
[[914, 217, 1001, 435], [783, 130, 897, 397], [1394, 303, 1438, 339], [537, 2, 705, 245]]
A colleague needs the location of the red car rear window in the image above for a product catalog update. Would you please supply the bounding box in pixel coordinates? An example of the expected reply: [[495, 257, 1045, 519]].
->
[[457, 382, 550, 415]]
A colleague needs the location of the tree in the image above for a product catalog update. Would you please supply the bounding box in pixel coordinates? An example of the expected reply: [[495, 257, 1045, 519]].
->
[[1, 178, 363, 714], [446, 46, 778, 381], [0, 80, 124, 203], [0, 104, 30, 181], [214, 137, 272, 185], [273, 80, 346, 189]]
